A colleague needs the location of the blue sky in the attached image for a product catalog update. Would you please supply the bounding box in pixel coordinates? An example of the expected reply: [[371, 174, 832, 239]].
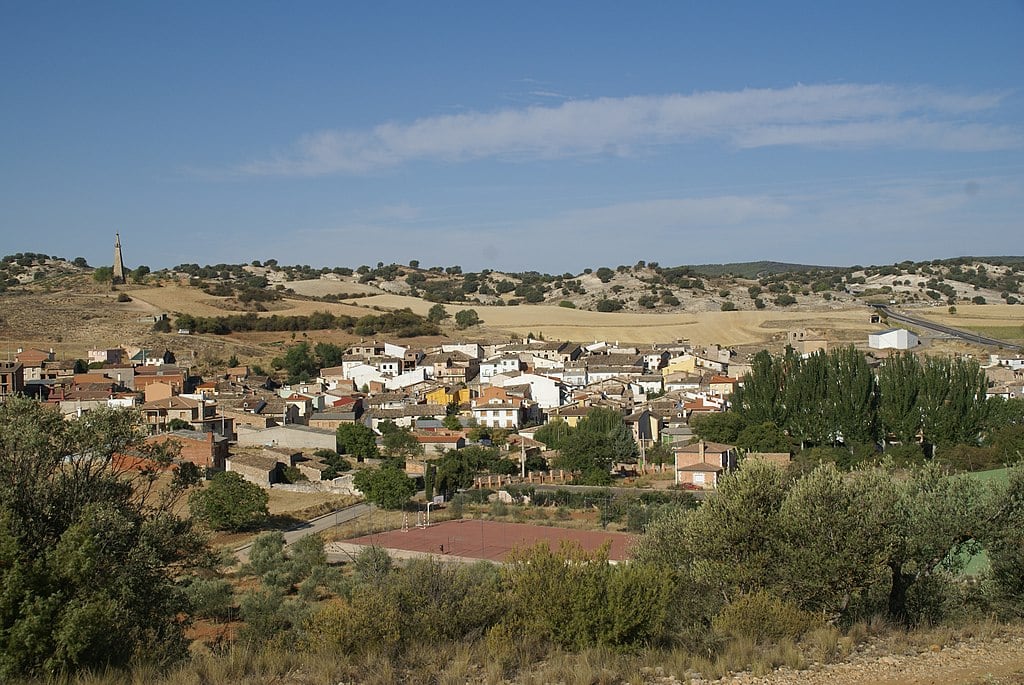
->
[[2, 2, 1022, 273]]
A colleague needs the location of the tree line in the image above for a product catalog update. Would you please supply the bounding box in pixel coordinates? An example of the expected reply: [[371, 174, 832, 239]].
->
[[172, 308, 439, 337], [717, 347, 1015, 463]]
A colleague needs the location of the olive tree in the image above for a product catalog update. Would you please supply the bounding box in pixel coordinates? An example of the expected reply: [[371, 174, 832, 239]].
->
[[0, 397, 207, 678]]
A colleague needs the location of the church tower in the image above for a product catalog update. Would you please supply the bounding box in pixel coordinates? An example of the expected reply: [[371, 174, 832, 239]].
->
[[112, 233, 126, 285]]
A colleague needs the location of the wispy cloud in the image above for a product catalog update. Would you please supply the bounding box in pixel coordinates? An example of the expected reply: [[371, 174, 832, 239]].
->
[[234, 84, 1019, 176]]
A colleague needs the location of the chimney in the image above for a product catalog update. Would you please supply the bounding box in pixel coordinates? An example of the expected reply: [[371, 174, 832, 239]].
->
[[699, 440, 706, 464]]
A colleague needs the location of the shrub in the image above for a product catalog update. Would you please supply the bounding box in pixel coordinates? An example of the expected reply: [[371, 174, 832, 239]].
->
[[711, 592, 820, 644], [559, 300, 576, 308], [116, 293, 131, 302], [595, 299, 623, 312]]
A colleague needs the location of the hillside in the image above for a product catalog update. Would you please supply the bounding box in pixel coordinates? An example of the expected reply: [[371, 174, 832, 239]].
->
[[1, 253, 1021, 365]]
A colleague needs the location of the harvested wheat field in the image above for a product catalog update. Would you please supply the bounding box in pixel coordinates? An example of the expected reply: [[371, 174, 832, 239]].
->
[[358, 294, 875, 346], [126, 286, 881, 346], [282, 278, 384, 297], [917, 303, 1023, 325]]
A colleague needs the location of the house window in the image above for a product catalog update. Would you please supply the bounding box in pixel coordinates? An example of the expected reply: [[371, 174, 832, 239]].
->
[[693, 472, 705, 485]]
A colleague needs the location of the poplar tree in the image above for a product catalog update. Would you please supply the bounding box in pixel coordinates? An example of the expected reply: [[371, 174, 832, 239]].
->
[[877, 351, 923, 445]]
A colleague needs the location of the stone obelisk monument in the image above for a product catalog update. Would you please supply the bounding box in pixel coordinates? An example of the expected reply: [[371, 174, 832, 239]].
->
[[112, 233, 126, 285]]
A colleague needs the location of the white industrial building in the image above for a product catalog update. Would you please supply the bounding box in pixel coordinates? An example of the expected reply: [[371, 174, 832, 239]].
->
[[868, 328, 920, 350]]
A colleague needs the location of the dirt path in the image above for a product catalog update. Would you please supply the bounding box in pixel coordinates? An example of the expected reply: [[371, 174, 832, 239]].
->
[[711, 631, 1024, 685]]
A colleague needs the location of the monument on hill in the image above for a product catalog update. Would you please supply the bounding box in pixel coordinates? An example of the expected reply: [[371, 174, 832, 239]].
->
[[112, 233, 126, 285]]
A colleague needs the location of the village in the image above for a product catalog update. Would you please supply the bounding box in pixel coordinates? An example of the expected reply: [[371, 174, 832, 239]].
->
[[3, 325, 1023, 504]]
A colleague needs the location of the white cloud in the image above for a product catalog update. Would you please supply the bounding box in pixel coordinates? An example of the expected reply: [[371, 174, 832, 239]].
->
[[236, 84, 1019, 176]]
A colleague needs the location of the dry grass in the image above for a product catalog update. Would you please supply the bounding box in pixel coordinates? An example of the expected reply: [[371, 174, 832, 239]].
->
[[346, 294, 879, 345], [125, 284, 373, 320], [283, 278, 384, 297], [17, 619, 1024, 685]]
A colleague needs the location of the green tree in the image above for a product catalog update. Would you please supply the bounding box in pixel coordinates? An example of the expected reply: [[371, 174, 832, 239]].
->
[[0, 398, 207, 678], [733, 350, 788, 428], [637, 461, 994, 625], [919, 356, 989, 456], [984, 467, 1024, 615], [313, 448, 351, 479], [736, 422, 791, 453], [434, 445, 504, 497], [553, 430, 616, 485], [824, 346, 879, 448], [878, 352, 923, 445], [167, 417, 193, 431], [336, 422, 379, 461], [189, 471, 269, 531], [271, 342, 318, 384], [690, 411, 749, 445], [92, 266, 112, 283], [534, 419, 572, 450], [353, 466, 416, 509], [313, 342, 345, 368], [381, 424, 423, 460], [427, 303, 450, 324], [454, 309, 481, 329], [783, 350, 830, 447]]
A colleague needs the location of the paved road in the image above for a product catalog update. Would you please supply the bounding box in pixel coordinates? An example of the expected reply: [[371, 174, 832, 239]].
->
[[233, 502, 372, 564], [873, 304, 1023, 351]]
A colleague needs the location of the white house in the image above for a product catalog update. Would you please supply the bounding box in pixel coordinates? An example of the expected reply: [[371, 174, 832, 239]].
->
[[440, 342, 483, 360], [479, 354, 523, 381], [384, 368, 428, 390], [868, 328, 920, 350], [489, 372, 564, 409], [346, 364, 385, 389]]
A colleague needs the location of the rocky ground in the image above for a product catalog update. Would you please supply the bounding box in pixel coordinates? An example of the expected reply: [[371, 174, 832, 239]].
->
[[686, 629, 1024, 685]]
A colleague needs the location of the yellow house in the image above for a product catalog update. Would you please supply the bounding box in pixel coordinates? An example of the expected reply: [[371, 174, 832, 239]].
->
[[426, 386, 472, 406], [662, 354, 696, 376]]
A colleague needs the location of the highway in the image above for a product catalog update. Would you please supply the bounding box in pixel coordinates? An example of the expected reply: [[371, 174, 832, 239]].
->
[[873, 304, 1023, 352]]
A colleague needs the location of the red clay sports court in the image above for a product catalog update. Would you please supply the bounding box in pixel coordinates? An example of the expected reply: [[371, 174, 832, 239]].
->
[[347, 519, 635, 562]]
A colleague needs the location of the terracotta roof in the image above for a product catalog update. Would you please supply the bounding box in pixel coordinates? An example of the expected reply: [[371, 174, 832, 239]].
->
[[142, 396, 200, 410], [415, 434, 465, 443]]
